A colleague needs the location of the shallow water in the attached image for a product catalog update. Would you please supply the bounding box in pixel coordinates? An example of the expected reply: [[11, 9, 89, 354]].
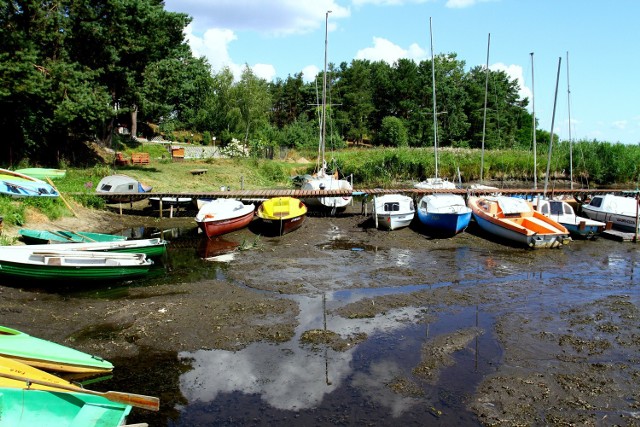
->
[[91, 222, 639, 426]]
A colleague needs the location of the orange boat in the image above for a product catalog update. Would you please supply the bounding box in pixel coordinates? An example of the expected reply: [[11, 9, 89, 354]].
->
[[467, 195, 571, 249]]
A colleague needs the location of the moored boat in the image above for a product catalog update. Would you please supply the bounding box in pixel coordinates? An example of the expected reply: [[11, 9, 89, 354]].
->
[[0, 247, 153, 282], [581, 193, 639, 233], [0, 325, 113, 374], [468, 195, 571, 248], [96, 174, 152, 202], [256, 197, 307, 236], [14, 168, 67, 180], [417, 193, 472, 235], [0, 168, 59, 198], [372, 194, 415, 231], [19, 229, 127, 245], [534, 197, 606, 240], [195, 198, 255, 238], [14, 237, 168, 259]]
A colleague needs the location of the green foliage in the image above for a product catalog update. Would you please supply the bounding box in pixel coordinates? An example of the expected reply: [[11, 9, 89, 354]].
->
[[0, 197, 26, 226], [377, 116, 408, 147]]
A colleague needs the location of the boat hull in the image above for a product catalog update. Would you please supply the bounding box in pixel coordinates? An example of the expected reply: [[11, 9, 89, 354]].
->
[[417, 194, 472, 235], [0, 249, 153, 282], [581, 195, 639, 233], [301, 177, 353, 212], [0, 169, 59, 198], [0, 325, 112, 374], [15, 238, 168, 259], [468, 196, 570, 249], [0, 388, 131, 427], [257, 197, 307, 236], [373, 194, 415, 231], [19, 229, 127, 245], [197, 210, 255, 238], [418, 210, 472, 235]]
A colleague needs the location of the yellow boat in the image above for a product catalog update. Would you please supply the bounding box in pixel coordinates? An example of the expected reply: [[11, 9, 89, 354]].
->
[[256, 197, 307, 236]]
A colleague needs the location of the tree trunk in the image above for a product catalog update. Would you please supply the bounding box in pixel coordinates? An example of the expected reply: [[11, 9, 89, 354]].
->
[[130, 106, 138, 138]]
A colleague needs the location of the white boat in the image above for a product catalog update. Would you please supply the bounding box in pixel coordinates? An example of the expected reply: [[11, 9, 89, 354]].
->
[[301, 12, 353, 213], [413, 19, 470, 236], [534, 198, 606, 239], [372, 194, 415, 230], [417, 193, 471, 235], [581, 194, 639, 232], [468, 195, 571, 249], [414, 177, 456, 190], [96, 174, 152, 202], [195, 198, 255, 238], [12, 238, 168, 258]]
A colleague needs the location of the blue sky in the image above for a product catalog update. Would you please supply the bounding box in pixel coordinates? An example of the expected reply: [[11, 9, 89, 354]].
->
[[164, 0, 639, 145]]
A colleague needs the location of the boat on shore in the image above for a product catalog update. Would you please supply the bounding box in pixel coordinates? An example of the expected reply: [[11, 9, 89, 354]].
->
[[581, 193, 639, 233], [534, 197, 607, 239], [96, 174, 152, 203], [468, 195, 571, 248], [256, 197, 307, 236], [0, 325, 113, 374], [417, 193, 472, 235], [0, 168, 59, 198], [14, 237, 168, 259], [0, 248, 154, 282], [372, 194, 415, 231], [19, 229, 127, 245], [195, 198, 255, 238], [14, 168, 67, 180], [0, 355, 159, 424]]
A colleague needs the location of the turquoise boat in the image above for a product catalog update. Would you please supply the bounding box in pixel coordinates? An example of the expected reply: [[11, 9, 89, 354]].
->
[[19, 229, 127, 244], [0, 168, 59, 198], [0, 325, 113, 374], [0, 248, 153, 282], [17, 237, 168, 259], [0, 387, 132, 427], [14, 168, 67, 180]]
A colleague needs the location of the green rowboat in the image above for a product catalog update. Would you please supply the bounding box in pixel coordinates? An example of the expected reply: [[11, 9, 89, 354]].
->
[[0, 325, 113, 374], [15, 237, 168, 259], [0, 248, 153, 282], [19, 229, 127, 244], [14, 168, 67, 180], [0, 387, 132, 427]]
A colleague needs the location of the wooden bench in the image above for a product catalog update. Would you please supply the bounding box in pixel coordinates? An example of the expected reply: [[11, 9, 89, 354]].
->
[[115, 152, 130, 166], [131, 152, 150, 165]]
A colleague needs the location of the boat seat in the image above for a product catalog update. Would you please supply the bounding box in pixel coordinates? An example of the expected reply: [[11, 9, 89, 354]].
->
[[46, 257, 62, 265], [104, 259, 120, 266]]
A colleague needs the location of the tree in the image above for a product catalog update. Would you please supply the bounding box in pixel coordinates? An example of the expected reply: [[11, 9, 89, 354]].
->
[[378, 116, 408, 147], [233, 65, 272, 147]]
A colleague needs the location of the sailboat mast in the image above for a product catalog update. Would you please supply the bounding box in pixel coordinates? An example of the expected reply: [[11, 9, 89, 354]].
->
[[480, 33, 490, 183], [544, 56, 562, 198], [429, 17, 438, 179], [566, 51, 573, 189], [321, 10, 331, 174], [530, 52, 537, 190]]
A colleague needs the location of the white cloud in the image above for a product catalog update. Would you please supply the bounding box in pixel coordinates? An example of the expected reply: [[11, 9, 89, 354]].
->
[[355, 37, 426, 64], [490, 62, 531, 105], [252, 64, 277, 81], [302, 65, 320, 82], [445, 0, 477, 8], [353, 0, 431, 5], [166, 0, 349, 36], [612, 120, 627, 130]]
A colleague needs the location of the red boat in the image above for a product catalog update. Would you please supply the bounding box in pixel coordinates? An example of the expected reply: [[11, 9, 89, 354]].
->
[[195, 199, 255, 239]]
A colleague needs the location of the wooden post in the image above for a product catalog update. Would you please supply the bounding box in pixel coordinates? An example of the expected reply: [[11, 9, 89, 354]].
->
[[159, 199, 163, 219]]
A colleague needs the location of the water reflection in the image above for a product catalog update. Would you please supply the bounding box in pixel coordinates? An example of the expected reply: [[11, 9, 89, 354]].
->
[[178, 286, 495, 424]]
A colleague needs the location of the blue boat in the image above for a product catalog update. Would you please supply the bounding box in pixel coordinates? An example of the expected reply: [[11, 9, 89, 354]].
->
[[417, 194, 472, 235], [0, 169, 58, 198]]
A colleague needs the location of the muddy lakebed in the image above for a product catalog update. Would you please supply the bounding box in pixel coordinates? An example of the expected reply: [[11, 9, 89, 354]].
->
[[1, 203, 639, 426]]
